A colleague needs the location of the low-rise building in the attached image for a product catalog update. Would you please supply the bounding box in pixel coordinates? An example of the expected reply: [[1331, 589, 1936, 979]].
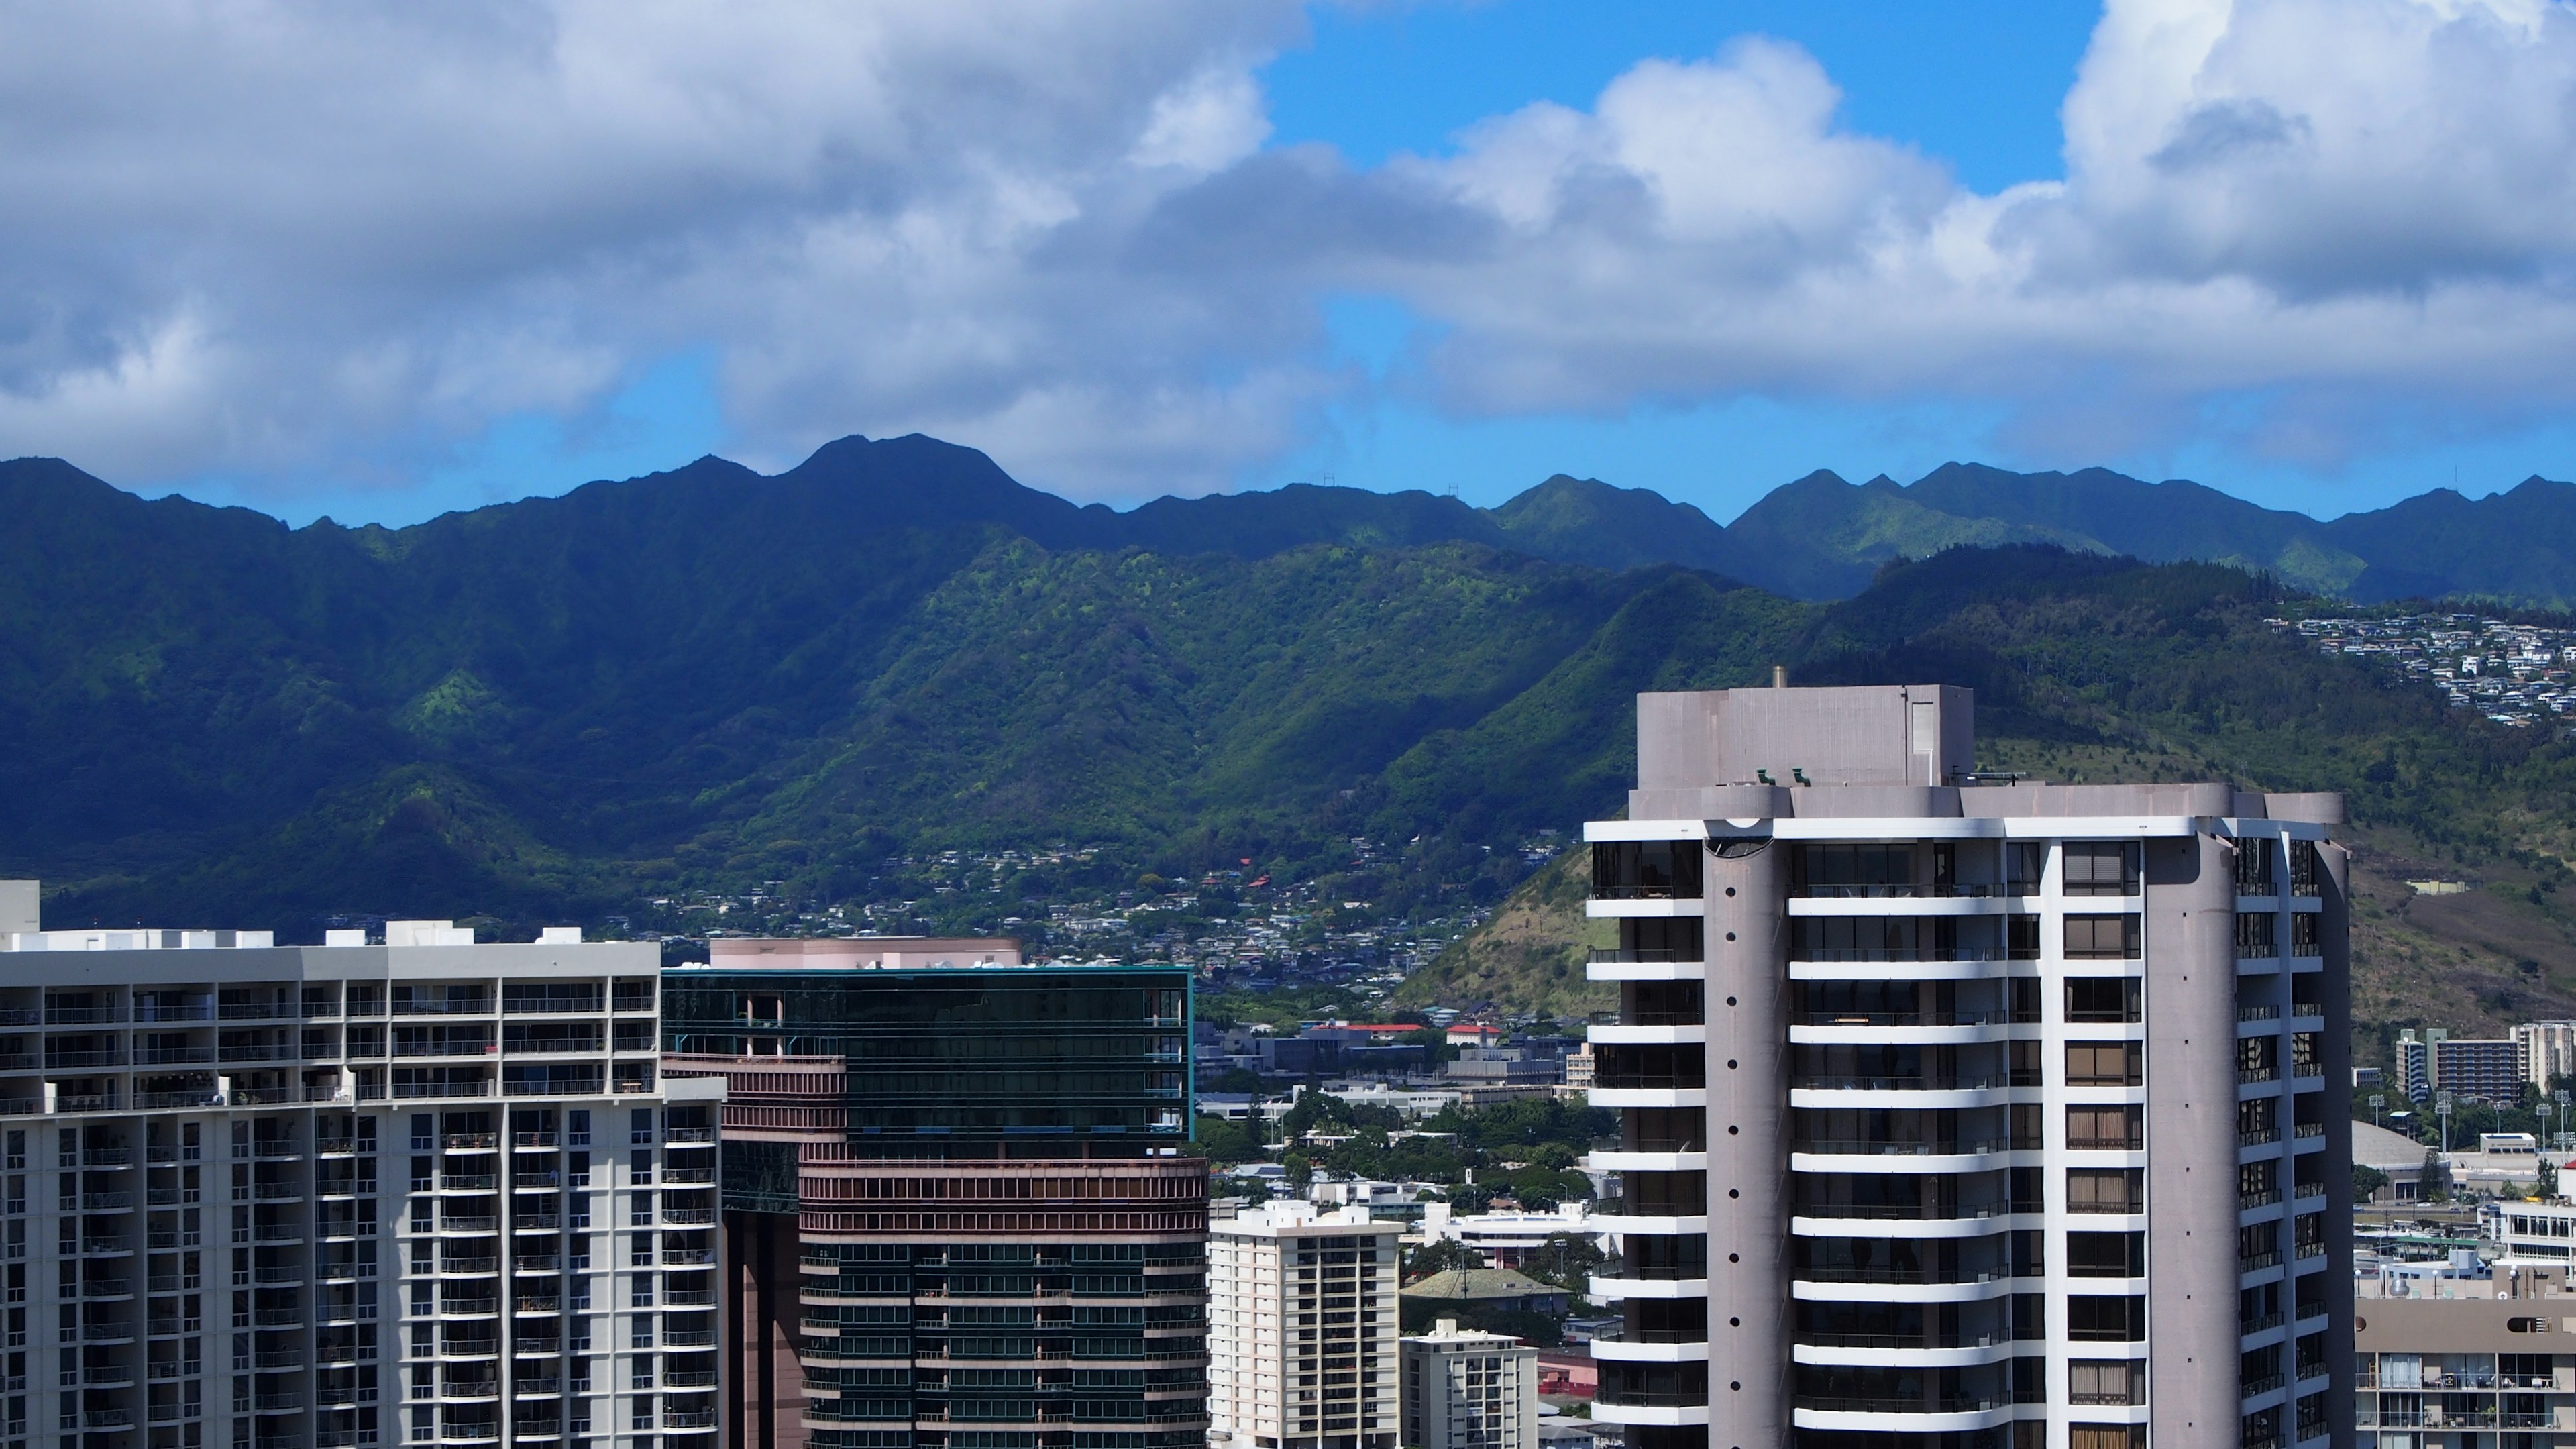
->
[[2355, 1119, 2434, 1204], [2358, 1261, 2576, 1442], [1398, 1268, 1568, 1336], [1401, 1320, 1538, 1449]]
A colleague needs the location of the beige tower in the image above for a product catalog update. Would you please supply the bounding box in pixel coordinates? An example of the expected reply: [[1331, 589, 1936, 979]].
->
[[1583, 686, 2353, 1449]]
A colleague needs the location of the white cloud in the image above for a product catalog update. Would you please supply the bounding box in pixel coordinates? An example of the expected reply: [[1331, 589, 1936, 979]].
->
[[7, 0, 2576, 502], [1361, 0, 2576, 470]]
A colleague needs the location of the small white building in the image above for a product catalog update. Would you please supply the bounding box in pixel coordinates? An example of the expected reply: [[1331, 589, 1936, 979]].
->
[[1416, 1200, 1612, 1269], [1401, 1319, 1538, 1449]]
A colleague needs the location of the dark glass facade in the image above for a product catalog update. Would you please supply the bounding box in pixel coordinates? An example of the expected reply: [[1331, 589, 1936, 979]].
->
[[663, 960, 1206, 1449], [661, 968, 1191, 1144]]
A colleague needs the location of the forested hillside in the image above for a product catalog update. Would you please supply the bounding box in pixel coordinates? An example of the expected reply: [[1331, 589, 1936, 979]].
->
[[9, 432, 2576, 1059]]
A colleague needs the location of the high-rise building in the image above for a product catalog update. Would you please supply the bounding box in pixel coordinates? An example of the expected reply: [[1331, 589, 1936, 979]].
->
[[1204, 1203, 1399, 1449], [2513, 1020, 2576, 1094], [0, 883, 716, 1449], [1398, 1320, 1536, 1449], [1580, 685, 2355, 1449], [2396, 1030, 2441, 1104], [657, 937, 1205, 1449]]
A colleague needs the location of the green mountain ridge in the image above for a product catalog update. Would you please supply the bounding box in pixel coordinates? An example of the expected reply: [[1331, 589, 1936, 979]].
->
[[7, 427, 2576, 1050]]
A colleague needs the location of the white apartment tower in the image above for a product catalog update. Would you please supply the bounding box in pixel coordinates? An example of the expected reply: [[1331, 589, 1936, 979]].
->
[[1582, 686, 2355, 1449], [1398, 1320, 1536, 1449], [0, 883, 724, 1449], [1207, 1203, 1401, 1449]]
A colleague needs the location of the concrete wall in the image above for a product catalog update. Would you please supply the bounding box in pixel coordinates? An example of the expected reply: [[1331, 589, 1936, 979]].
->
[[2321, 841, 2359, 1449], [1636, 685, 1971, 792], [1703, 837, 1786, 1449], [2143, 832, 2241, 1444]]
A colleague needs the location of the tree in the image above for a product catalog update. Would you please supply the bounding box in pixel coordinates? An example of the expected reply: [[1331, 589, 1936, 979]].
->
[[1193, 1116, 1265, 1167], [1519, 1231, 1607, 1291], [2421, 1148, 2453, 1203], [2352, 1163, 2388, 1203], [1283, 1151, 1315, 1193]]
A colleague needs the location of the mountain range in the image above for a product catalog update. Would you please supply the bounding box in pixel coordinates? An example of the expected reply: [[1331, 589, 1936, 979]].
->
[[7, 428, 2576, 1013]]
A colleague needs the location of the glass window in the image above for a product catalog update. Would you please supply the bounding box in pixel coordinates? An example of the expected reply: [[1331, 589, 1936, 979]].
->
[[2064, 916, 2141, 960]]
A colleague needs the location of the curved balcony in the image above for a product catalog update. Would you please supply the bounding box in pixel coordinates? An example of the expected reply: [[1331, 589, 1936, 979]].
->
[[1789, 1207, 2023, 1240], [1589, 1024, 1705, 1049], [1589, 1275, 1708, 1301], [1788, 1143, 2010, 1175], [1786, 896, 2024, 916], [1589, 1212, 1709, 1237], [1587, 952, 1705, 983], [1588, 1150, 1708, 1173], [1789, 1020, 2015, 1046], [1790, 1339, 2018, 1369], [1588, 898, 1701, 920], [1792, 1274, 2015, 1304], [1589, 1402, 1710, 1428], [1593, 1336, 1707, 1364], [1790, 957, 2017, 983], [1788, 1075, 2017, 1111], [1790, 1401, 2012, 1434], [1592, 1087, 1707, 1110]]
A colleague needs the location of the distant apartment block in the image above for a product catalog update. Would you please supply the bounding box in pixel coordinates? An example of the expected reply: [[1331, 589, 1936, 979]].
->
[[1582, 685, 2354, 1449], [1401, 1319, 1536, 1449], [2514, 1020, 2576, 1093], [657, 937, 1207, 1449], [1206, 1202, 1400, 1449], [0, 881, 714, 1449], [2398, 1030, 2526, 1104]]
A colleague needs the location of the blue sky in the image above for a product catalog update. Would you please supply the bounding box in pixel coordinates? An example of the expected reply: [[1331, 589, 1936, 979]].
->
[[13, 1, 2576, 529]]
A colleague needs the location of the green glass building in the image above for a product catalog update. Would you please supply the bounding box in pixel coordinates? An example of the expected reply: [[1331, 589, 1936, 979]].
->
[[658, 938, 1207, 1449]]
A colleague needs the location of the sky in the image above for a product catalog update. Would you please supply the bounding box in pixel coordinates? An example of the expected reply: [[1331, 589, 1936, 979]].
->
[[9, 0, 2576, 526]]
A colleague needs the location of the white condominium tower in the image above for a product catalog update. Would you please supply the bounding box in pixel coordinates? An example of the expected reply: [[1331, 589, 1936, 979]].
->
[[1206, 1203, 1401, 1449], [0, 882, 722, 1449], [1582, 686, 2353, 1449]]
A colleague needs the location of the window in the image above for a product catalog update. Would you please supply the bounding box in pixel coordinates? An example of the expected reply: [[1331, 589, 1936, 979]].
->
[[2064, 916, 2141, 960], [2069, 1360, 2141, 1406], [2289, 841, 2322, 898], [2066, 1231, 2144, 1278], [2235, 912, 2276, 959], [2008, 915, 2041, 960], [2068, 1169, 2144, 1214], [1794, 845, 1905, 898], [2291, 914, 2322, 957], [1596, 842, 1704, 900], [2065, 978, 2141, 1022], [2065, 1042, 2143, 1087], [1616, 917, 1703, 963], [568, 1111, 590, 1149], [2065, 1106, 2142, 1150], [2010, 977, 2041, 1024], [2237, 839, 2275, 894], [2070, 1421, 2145, 1447], [2066, 1295, 2145, 1342], [2006, 843, 2044, 895], [2238, 1034, 2279, 1082], [2063, 842, 2141, 896], [629, 1110, 654, 1147]]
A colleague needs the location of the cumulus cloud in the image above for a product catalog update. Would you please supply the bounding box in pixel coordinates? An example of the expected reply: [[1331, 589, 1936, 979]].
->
[[0, 0, 1314, 494], [7, 0, 2576, 500], [1350, 0, 2576, 469]]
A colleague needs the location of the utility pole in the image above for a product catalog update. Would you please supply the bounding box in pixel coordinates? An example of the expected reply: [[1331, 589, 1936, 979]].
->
[[2371, 1093, 2386, 1132], [2438, 1090, 2454, 1155]]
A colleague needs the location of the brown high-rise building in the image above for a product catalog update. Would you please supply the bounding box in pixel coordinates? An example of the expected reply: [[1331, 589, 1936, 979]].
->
[[659, 938, 1207, 1449]]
